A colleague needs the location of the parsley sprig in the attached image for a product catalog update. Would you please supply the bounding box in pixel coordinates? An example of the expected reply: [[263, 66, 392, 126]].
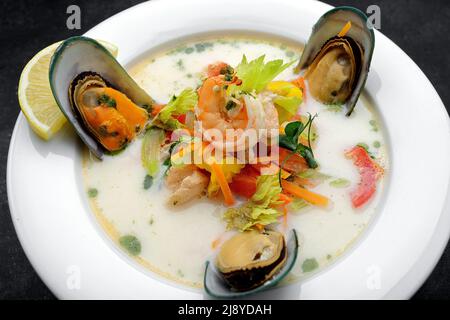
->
[[279, 114, 318, 169]]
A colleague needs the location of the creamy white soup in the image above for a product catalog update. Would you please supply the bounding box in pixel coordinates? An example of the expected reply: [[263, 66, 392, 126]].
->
[[83, 35, 388, 288]]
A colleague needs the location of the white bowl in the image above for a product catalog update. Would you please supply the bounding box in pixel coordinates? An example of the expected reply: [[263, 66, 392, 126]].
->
[[7, 0, 450, 299]]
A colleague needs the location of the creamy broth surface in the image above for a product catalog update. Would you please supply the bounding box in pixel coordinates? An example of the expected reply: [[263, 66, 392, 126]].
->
[[83, 35, 388, 288]]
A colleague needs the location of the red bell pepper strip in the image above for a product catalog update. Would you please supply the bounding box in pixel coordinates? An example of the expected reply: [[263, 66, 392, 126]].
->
[[229, 165, 260, 199], [277, 147, 308, 173], [345, 146, 384, 208]]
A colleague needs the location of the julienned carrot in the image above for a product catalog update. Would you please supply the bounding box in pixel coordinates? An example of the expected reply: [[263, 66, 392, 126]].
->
[[294, 176, 315, 188], [255, 223, 265, 232], [291, 77, 306, 101], [151, 103, 165, 117], [170, 142, 194, 164], [281, 180, 329, 207], [292, 77, 305, 91], [211, 162, 235, 206], [279, 193, 293, 204], [338, 21, 352, 37], [211, 233, 224, 249]]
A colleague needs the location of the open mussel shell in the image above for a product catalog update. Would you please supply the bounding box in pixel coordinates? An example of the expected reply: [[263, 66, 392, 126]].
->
[[49, 36, 154, 159], [295, 6, 374, 116], [204, 229, 298, 298]]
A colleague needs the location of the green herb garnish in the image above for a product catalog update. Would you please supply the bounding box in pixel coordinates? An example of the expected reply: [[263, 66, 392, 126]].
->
[[87, 188, 98, 198], [225, 100, 237, 110], [98, 94, 109, 104], [298, 169, 330, 181], [176, 59, 184, 71], [177, 269, 185, 278], [142, 104, 152, 113], [279, 114, 318, 169], [302, 258, 319, 273], [220, 65, 234, 75], [369, 119, 379, 132], [325, 103, 343, 113], [357, 142, 370, 151], [357, 142, 376, 159], [162, 139, 184, 175], [143, 175, 153, 190], [285, 50, 295, 57], [98, 94, 116, 108], [329, 178, 350, 188], [106, 99, 116, 108], [119, 235, 141, 256], [195, 43, 205, 52], [288, 198, 309, 212]]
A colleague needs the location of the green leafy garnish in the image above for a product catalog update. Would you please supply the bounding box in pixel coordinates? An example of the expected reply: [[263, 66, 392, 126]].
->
[[279, 115, 318, 168], [251, 174, 284, 207], [119, 235, 141, 256], [302, 258, 319, 273], [223, 174, 283, 231], [279, 121, 304, 150], [155, 88, 197, 129], [87, 188, 98, 198], [143, 175, 153, 190], [329, 178, 350, 188], [232, 55, 295, 94], [223, 204, 281, 232]]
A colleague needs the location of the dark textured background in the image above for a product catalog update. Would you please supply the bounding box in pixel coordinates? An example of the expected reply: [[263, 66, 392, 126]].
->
[[0, 0, 448, 299]]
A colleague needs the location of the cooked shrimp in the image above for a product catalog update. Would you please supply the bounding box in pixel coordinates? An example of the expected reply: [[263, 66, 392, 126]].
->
[[207, 62, 232, 77], [166, 165, 209, 206], [195, 62, 278, 152], [196, 76, 247, 132], [259, 92, 280, 131]]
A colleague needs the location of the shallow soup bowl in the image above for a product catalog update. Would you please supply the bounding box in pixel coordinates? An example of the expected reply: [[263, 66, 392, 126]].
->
[[7, 0, 450, 299]]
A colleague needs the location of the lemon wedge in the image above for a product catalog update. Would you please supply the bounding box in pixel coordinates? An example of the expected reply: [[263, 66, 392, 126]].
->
[[17, 40, 118, 140]]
